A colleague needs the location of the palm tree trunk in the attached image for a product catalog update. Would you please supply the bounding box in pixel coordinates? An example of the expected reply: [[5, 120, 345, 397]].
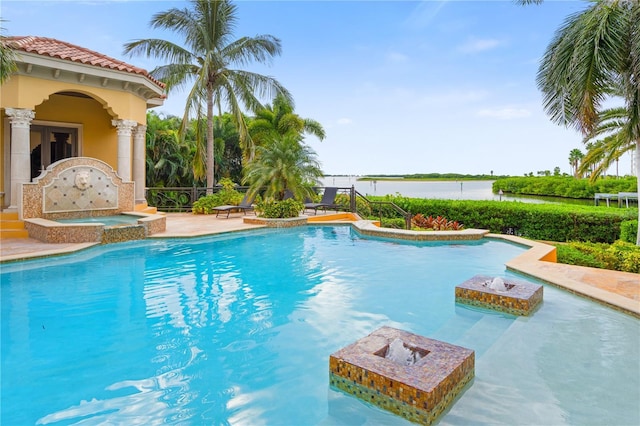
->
[[206, 84, 215, 193]]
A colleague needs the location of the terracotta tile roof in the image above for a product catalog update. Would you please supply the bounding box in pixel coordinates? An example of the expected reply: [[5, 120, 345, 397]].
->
[[5, 36, 165, 89]]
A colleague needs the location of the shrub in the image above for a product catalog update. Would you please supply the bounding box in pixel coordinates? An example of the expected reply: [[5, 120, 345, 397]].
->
[[620, 220, 638, 244], [335, 193, 372, 217], [192, 185, 243, 215], [555, 244, 606, 269], [380, 217, 406, 229], [411, 214, 464, 230], [373, 196, 636, 243], [555, 240, 640, 273], [492, 176, 637, 199], [256, 198, 304, 218]]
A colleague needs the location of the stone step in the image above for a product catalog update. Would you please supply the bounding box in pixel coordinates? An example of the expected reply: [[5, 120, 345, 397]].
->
[[0, 211, 19, 221], [0, 228, 29, 239], [134, 203, 158, 214], [0, 211, 29, 239], [455, 314, 515, 357]]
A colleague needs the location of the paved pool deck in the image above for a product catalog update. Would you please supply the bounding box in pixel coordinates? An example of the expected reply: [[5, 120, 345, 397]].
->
[[1, 212, 638, 318]]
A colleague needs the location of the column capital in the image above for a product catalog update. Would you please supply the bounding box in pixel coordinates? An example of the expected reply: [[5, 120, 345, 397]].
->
[[133, 124, 147, 138], [5, 108, 35, 128], [111, 119, 138, 136]]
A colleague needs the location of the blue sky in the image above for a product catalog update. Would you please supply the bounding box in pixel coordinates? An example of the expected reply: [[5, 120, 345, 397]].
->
[[3, 0, 633, 176]]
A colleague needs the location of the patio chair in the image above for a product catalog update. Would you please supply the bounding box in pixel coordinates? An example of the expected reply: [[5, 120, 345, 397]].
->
[[213, 193, 255, 218], [304, 187, 340, 215]]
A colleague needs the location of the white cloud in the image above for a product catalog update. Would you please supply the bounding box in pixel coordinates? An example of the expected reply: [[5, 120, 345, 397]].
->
[[458, 38, 502, 54], [336, 118, 353, 125], [405, 1, 451, 30], [386, 51, 408, 63], [476, 107, 531, 120]]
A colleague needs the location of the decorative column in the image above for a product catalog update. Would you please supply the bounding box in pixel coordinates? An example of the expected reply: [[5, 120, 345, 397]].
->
[[111, 119, 137, 182], [6, 108, 35, 210], [132, 124, 147, 204]]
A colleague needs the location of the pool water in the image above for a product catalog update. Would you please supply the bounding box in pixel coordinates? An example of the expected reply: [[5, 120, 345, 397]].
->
[[56, 214, 140, 226], [1, 226, 638, 425]]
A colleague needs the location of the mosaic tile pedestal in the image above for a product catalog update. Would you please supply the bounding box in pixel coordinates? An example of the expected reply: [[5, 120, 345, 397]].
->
[[329, 326, 474, 425], [455, 275, 543, 316]]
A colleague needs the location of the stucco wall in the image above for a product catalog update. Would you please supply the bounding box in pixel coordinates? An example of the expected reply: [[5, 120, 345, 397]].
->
[[0, 74, 148, 122], [1, 73, 151, 203]]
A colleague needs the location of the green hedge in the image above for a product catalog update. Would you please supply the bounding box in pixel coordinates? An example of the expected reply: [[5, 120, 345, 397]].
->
[[620, 220, 638, 244], [192, 189, 244, 214], [370, 196, 637, 243], [256, 199, 304, 218], [492, 176, 637, 199], [555, 241, 640, 273]]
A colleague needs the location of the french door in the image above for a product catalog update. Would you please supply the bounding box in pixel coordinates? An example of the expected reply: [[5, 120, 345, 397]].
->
[[30, 125, 78, 179]]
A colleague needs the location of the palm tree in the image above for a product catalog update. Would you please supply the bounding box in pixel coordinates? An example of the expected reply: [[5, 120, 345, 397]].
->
[[568, 148, 584, 177], [242, 134, 323, 202], [578, 106, 635, 178], [530, 0, 640, 244], [0, 20, 18, 84], [123, 0, 291, 189], [248, 93, 325, 161]]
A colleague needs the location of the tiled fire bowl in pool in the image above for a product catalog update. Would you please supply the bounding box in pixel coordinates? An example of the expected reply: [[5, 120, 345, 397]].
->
[[329, 326, 474, 425], [455, 275, 543, 316]]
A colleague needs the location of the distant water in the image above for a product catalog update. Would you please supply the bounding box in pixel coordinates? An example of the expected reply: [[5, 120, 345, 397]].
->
[[321, 176, 547, 203]]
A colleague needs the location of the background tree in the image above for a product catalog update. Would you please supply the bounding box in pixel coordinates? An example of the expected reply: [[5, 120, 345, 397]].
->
[[248, 93, 325, 161], [579, 106, 634, 179], [0, 20, 18, 84], [213, 113, 243, 183], [568, 148, 584, 177], [242, 134, 323, 202], [528, 0, 640, 244], [145, 111, 196, 187], [124, 0, 291, 189]]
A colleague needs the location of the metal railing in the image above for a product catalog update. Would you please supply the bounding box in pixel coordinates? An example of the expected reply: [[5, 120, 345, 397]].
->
[[145, 186, 241, 212], [145, 185, 412, 229], [352, 188, 412, 229]]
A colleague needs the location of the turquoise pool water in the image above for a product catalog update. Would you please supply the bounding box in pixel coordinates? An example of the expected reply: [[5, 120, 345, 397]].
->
[[56, 214, 140, 226], [1, 226, 638, 425]]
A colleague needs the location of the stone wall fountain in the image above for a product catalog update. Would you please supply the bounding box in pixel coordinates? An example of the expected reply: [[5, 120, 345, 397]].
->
[[20, 157, 165, 243], [329, 326, 474, 425], [455, 275, 543, 316]]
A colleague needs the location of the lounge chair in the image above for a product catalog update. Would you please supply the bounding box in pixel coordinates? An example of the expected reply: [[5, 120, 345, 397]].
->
[[304, 187, 340, 215], [213, 193, 255, 218]]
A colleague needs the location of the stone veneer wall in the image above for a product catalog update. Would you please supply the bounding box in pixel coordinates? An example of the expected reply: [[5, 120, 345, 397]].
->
[[455, 275, 543, 316], [24, 219, 104, 243], [243, 216, 308, 228], [101, 225, 146, 244], [21, 157, 134, 220], [352, 220, 489, 241], [330, 326, 474, 425]]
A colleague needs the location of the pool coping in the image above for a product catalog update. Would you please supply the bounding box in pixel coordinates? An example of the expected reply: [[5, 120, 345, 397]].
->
[[1, 213, 637, 318]]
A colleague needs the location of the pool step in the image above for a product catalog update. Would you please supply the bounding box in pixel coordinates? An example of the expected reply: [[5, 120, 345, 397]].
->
[[134, 203, 160, 214], [455, 314, 515, 357], [0, 211, 28, 239], [430, 308, 515, 357]]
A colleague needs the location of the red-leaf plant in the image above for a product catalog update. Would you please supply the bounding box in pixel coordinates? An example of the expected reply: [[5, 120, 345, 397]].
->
[[411, 214, 464, 231]]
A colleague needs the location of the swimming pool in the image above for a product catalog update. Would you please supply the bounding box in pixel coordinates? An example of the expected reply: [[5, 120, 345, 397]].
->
[[55, 214, 141, 226], [1, 226, 638, 425]]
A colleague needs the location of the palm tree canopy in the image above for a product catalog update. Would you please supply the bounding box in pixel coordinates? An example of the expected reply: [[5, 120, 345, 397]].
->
[[124, 0, 292, 188], [0, 20, 18, 84], [242, 134, 323, 202], [578, 106, 635, 178], [535, 0, 639, 245], [536, 0, 639, 136], [247, 93, 325, 161]]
